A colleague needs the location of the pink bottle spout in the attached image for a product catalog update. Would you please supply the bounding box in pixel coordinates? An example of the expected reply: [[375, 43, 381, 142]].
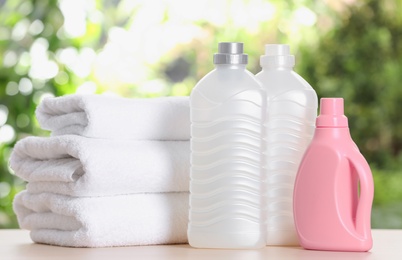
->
[[316, 98, 348, 128]]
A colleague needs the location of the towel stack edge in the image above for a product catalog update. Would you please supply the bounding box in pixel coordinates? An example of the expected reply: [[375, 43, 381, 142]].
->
[[11, 94, 191, 247]]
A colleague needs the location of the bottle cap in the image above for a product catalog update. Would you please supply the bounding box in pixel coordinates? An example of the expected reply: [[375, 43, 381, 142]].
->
[[316, 98, 348, 128], [260, 44, 295, 68], [213, 42, 248, 65]]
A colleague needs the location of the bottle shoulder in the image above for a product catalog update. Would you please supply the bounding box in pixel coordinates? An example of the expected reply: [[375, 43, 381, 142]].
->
[[191, 68, 265, 105], [256, 69, 317, 98], [307, 129, 361, 155], [195, 68, 262, 88]]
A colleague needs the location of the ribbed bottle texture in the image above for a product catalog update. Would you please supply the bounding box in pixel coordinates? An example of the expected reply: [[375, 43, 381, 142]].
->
[[189, 42, 266, 248], [256, 43, 318, 245], [188, 74, 266, 249], [264, 89, 317, 245]]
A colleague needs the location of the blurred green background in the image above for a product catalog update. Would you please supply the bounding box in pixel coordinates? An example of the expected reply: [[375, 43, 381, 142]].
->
[[0, 0, 401, 229]]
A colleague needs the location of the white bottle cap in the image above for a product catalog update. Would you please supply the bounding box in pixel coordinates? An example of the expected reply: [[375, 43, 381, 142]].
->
[[260, 44, 295, 68]]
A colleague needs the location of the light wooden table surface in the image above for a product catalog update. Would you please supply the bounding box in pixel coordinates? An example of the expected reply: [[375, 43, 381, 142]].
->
[[1, 229, 400, 259]]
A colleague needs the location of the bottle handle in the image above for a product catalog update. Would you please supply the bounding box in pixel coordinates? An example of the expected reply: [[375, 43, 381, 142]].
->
[[346, 154, 374, 238]]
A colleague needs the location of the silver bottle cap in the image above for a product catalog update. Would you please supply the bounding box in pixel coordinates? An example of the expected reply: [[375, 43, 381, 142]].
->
[[213, 42, 248, 65]]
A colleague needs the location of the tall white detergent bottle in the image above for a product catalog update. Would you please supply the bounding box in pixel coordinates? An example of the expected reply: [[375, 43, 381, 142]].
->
[[188, 42, 267, 249], [255, 44, 318, 246]]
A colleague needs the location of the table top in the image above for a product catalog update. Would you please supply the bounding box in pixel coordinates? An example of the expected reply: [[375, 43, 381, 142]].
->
[[1, 229, 401, 259]]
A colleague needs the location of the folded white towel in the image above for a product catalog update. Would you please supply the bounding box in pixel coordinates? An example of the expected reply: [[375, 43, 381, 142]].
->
[[10, 135, 190, 196], [35, 94, 190, 140], [14, 191, 189, 247]]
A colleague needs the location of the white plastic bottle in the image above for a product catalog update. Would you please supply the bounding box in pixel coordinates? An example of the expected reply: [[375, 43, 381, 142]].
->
[[188, 42, 266, 249], [255, 44, 318, 246]]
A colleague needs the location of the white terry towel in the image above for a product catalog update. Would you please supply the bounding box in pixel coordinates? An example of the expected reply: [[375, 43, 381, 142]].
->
[[10, 135, 190, 196], [14, 191, 189, 247], [35, 94, 190, 140]]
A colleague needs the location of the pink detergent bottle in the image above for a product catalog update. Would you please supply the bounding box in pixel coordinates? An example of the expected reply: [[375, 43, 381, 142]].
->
[[293, 98, 374, 252]]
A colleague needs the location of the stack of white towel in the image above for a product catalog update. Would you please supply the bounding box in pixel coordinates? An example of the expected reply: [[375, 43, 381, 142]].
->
[[11, 94, 191, 247]]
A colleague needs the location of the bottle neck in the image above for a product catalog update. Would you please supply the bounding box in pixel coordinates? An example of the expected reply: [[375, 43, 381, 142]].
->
[[314, 127, 352, 140], [214, 64, 247, 70], [260, 66, 293, 71], [259, 53, 295, 70]]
